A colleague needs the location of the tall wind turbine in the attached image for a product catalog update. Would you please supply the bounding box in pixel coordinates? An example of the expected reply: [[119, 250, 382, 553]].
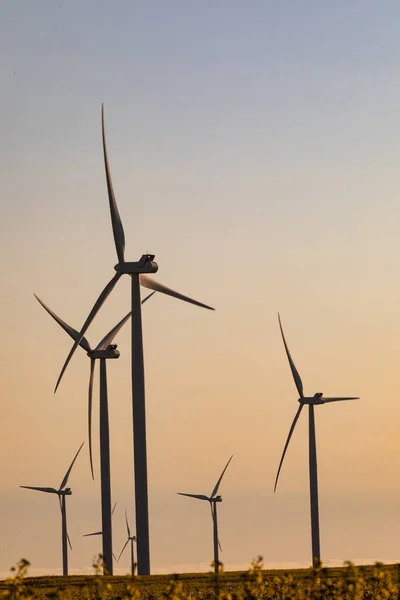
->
[[274, 314, 358, 567], [55, 105, 214, 574], [34, 292, 154, 575], [20, 442, 84, 576], [118, 510, 137, 576], [178, 455, 233, 573]]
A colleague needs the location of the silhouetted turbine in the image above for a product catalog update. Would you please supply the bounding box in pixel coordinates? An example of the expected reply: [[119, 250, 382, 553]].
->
[[274, 314, 359, 567], [55, 105, 214, 574], [20, 442, 84, 576], [178, 455, 233, 573], [118, 510, 137, 576], [34, 292, 154, 575], [83, 502, 118, 564]]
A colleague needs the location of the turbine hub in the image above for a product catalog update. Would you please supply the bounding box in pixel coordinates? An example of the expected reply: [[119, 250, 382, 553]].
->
[[212, 495, 222, 503], [114, 254, 158, 275]]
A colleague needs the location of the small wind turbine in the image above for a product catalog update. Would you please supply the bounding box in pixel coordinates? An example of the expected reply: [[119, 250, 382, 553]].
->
[[20, 442, 84, 576], [55, 105, 214, 574], [274, 314, 359, 567], [34, 292, 154, 575], [83, 502, 118, 565], [118, 510, 137, 576], [178, 455, 233, 573]]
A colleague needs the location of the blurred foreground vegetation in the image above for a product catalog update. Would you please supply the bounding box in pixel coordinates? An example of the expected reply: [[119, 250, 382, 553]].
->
[[1, 556, 400, 599]]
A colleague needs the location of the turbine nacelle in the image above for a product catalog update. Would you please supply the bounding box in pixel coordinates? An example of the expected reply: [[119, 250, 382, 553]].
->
[[299, 393, 323, 405], [211, 495, 222, 503], [60, 487, 72, 496], [114, 255, 158, 275], [88, 345, 120, 360]]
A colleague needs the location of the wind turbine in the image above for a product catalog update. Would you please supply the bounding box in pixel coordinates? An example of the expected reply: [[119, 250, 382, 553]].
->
[[274, 314, 359, 567], [178, 455, 233, 573], [20, 442, 84, 576], [83, 502, 118, 565], [118, 510, 137, 576], [55, 105, 214, 574], [34, 292, 154, 575]]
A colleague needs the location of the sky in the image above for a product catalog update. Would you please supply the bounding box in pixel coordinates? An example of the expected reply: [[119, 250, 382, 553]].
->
[[2, 0, 400, 577]]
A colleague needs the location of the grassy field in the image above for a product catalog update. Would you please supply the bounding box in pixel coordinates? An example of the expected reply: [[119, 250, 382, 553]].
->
[[1, 558, 400, 599]]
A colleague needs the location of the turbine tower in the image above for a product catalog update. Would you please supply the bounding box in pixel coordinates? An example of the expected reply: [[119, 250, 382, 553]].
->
[[20, 442, 84, 576], [178, 455, 233, 573], [34, 292, 154, 575], [118, 510, 137, 576], [55, 106, 214, 574], [274, 314, 358, 567]]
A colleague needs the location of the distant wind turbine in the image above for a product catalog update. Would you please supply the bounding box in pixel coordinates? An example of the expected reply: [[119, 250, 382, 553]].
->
[[118, 510, 137, 576], [55, 105, 214, 574], [274, 314, 359, 567], [34, 292, 154, 575], [178, 456, 233, 573], [83, 502, 118, 564], [20, 442, 84, 576]]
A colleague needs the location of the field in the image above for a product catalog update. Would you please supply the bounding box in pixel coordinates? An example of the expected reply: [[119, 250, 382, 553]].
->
[[1, 558, 400, 599]]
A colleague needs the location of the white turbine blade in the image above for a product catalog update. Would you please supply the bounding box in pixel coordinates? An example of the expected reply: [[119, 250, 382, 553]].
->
[[95, 312, 131, 351], [278, 314, 304, 398], [211, 455, 233, 498], [34, 295, 92, 353], [140, 275, 214, 310], [274, 404, 303, 492], [83, 531, 102, 537], [142, 291, 156, 304], [177, 493, 210, 501], [55, 273, 122, 392], [101, 104, 125, 263], [125, 509, 131, 538], [88, 359, 96, 480], [20, 486, 57, 494], [322, 397, 359, 403], [112, 502, 117, 516], [59, 442, 84, 491], [118, 539, 130, 562]]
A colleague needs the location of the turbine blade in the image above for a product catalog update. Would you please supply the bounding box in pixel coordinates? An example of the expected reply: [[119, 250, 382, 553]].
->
[[88, 359, 96, 480], [67, 531, 72, 551], [111, 502, 117, 516], [95, 312, 131, 351], [140, 275, 214, 310], [83, 531, 102, 537], [125, 509, 131, 538], [278, 314, 304, 398], [211, 455, 233, 498], [34, 295, 92, 353], [102, 104, 125, 263], [177, 493, 210, 501], [59, 442, 84, 491], [55, 272, 122, 392], [322, 397, 359, 403], [210, 504, 222, 552], [118, 539, 130, 562], [142, 291, 156, 304], [274, 404, 303, 492], [20, 486, 57, 494]]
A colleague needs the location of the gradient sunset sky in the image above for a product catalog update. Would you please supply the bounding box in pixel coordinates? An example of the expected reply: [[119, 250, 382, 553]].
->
[[2, 0, 400, 576]]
